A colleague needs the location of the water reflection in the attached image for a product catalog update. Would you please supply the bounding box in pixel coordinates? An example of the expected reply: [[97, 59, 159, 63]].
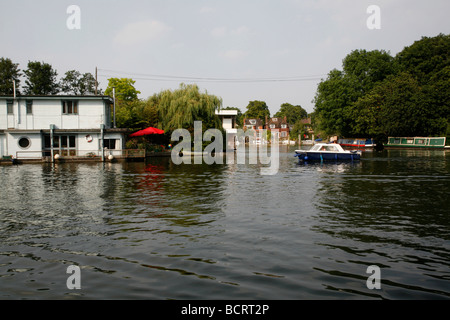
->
[[0, 147, 449, 299], [311, 149, 450, 298]]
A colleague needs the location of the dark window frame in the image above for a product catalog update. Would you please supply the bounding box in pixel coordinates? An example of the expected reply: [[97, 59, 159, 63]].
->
[[62, 100, 79, 115]]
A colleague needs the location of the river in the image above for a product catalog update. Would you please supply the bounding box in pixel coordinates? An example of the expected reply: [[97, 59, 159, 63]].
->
[[0, 146, 449, 299]]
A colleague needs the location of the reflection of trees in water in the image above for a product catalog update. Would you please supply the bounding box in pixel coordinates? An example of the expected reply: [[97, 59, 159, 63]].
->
[[107, 158, 228, 228], [161, 160, 227, 227]]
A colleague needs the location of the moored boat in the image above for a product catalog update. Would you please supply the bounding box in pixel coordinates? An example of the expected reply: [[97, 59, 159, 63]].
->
[[338, 138, 375, 149], [386, 137, 449, 149], [294, 143, 362, 162]]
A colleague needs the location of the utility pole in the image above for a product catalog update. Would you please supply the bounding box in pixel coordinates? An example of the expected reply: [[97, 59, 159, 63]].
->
[[95, 67, 98, 95], [113, 87, 116, 128]]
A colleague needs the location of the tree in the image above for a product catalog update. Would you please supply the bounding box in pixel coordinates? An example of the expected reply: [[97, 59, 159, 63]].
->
[[60, 70, 99, 95], [115, 97, 159, 129], [23, 61, 59, 95], [274, 103, 308, 124], [349, 72, 447, 139], [244, 100, 270, 121], [342, 49, 395, 93], [156, 83, 222, 132], [0, 58, 21, 95], [105, 78, 141, 102], [395, 33, 450, 138], [395, 33, 450, 85], [314, 49, 396, 137], [313, 69, 361, 136]]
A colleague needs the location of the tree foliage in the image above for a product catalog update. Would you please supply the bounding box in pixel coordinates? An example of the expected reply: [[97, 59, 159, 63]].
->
[[244, 100, 270, 121], [115, 98, 159, 130], [60, 70, 99, 95], [23, 61, 59, 95], [314, 34, 450, 140], [274, 103, 308, 124], [156, 83, 222, 132], [105, 78, 141, 102], [0, 58, 21, 95], [395, 34, 450, 85]]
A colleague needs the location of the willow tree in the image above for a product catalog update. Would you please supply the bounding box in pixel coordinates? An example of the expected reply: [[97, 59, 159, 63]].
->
[[157, 83, 222, 132]]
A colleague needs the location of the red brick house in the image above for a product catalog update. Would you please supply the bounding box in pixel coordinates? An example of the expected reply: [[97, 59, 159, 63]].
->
[[243, 118, 265, 144], [267, 116, 290, 141]]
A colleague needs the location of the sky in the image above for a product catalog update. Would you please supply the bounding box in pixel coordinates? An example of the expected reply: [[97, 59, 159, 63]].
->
[[1, 0, 449, 114]]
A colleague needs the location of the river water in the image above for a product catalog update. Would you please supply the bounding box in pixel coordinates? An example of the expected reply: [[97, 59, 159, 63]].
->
[[0, 146, 449, 300]]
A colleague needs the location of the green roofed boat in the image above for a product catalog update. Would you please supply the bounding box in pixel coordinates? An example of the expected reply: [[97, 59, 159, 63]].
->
[[386, 137, 449, 149]]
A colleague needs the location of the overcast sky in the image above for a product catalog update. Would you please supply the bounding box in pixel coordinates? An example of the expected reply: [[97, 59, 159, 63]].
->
[[1, 0, 449, 114]]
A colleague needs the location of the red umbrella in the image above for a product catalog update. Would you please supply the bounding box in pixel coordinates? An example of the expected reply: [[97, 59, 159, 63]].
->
[[129, 127, 165, 137]]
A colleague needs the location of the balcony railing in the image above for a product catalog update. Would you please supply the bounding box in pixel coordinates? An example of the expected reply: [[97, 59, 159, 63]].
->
[[15, 149, 145, 160]]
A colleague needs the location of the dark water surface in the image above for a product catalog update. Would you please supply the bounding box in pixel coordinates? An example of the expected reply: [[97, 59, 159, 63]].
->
[[1, 146, 449, 299]]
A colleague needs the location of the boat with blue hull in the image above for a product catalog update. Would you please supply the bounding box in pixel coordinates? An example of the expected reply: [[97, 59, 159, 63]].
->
[[294, 143, 362, 162]]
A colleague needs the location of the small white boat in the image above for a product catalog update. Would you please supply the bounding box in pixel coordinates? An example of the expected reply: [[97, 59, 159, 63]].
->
[[294, 143, 362, 162]]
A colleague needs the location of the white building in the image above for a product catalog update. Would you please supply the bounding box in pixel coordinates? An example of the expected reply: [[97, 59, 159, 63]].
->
[[215, 109, 238, 150], [0, 95, 130, 162]]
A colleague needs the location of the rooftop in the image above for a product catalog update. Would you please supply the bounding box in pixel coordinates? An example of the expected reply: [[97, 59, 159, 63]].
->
[[0, 95, 114, 103]]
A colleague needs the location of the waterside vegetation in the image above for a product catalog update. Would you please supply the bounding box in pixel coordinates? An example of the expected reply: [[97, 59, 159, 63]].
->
[[313, 33, 450, 143]]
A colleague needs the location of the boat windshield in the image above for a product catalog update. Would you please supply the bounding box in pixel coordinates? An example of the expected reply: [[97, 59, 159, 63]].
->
[[311, 144, 339, 152]]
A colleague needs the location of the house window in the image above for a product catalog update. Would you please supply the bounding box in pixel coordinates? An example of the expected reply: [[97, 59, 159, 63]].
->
[[281, 124, 287, 129], [18, 137, 31, 149], [62, 101, 78, 114], [249, 119, 256, 125], [7, 100, 13, 114], [281, 131, 287, 137], [26, 100, 33, 114], [52, 135, 77, 156], [269, 124, 276, 129], [104, 139, 117, 149], [272, 118, 277, 122]]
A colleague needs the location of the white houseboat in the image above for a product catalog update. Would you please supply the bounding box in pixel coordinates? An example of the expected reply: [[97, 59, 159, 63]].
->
[[0, 95, 144, 163]]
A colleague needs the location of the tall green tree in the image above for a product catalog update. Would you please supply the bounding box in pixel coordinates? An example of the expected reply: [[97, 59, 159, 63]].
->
[[346, 34, 450, 140], [244, 100, 270, 121], [313, 69, 361, 136], [395, 33, 450, 85], [0, 58, 21, 95], [116, 97, 159, 129], [105, 78, 141, 102], [314, 49, 396, 137], [274, 103, 308, 124], [349, 72, 447, 139], [23, 61, 59, 95], [60, 70, 99, 95], [342, 49, 395, 93]]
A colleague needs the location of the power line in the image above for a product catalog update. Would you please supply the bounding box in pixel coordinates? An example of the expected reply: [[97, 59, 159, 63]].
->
[[97, 68, 326, 83]]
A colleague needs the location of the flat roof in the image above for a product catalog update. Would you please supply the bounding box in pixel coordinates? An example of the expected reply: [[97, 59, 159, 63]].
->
[[215, 110, 238, 116], [0, 95, 114, 102]]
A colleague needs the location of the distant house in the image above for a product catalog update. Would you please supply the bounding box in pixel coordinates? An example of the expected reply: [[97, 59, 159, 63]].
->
[[243, 118, 265, 144], [267, 116, 290, 141], [298, 117, 315, 145], [243, 118, 264, 131], [299, 118, 313, 134], [0, 95, 134, 162]]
